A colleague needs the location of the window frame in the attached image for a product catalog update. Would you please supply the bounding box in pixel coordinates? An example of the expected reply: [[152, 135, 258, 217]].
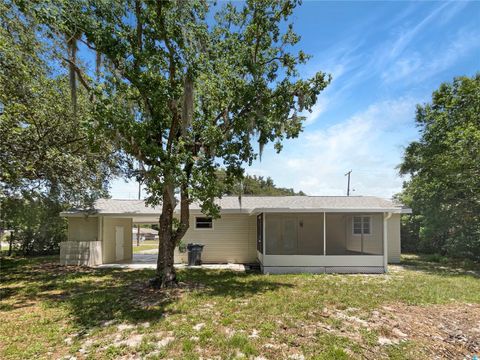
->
[[194, 216, 214, 230], [352, 215, 371, 235]]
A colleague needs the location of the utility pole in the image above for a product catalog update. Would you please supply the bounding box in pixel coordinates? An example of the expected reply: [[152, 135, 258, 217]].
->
[[344, 170, 352, 196]]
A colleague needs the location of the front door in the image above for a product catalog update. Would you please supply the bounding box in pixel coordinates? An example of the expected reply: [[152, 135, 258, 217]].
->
[[115, 226, 124, 261]]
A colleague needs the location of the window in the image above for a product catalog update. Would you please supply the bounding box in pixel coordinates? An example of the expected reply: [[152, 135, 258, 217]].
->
[[195, 217, 213, 229], [353, 216, 371, 235]]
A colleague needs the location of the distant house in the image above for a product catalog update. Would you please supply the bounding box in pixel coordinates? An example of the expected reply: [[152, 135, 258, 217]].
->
[[59, 196, 411, 274], [132, 227, 158, 241]]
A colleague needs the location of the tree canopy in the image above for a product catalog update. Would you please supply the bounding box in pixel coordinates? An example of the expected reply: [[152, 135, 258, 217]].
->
[[0, 1, 123, 205], [399, 74, 480, 260], [0, 1, 126, 254]]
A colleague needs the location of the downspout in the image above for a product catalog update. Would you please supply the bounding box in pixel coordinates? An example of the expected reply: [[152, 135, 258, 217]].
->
[[383, 212, 393, 272]]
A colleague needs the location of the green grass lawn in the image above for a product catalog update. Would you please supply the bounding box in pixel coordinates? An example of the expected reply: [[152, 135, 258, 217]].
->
[[0, 254, 479, 359], [133, 240, 159, 254]]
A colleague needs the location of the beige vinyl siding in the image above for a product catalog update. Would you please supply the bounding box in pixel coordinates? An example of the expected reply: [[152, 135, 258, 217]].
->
[[102, 217, 133, 263], [67, 217, 98, 241], [247, 215, 257, 261], [181, 214, 256, 263], [387, 213, 401, 263]]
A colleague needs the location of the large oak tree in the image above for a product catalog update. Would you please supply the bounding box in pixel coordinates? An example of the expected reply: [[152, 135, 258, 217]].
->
[[24, 0, 330, 287]]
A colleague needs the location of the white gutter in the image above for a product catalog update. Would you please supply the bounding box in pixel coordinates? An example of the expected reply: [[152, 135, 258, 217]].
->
[[252, 207, 410, 214]]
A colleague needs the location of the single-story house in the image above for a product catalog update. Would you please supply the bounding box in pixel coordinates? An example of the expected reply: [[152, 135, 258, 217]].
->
[[59, 196, 411, 274]]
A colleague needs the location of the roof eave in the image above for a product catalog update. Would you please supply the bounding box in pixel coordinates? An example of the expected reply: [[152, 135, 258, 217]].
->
[[61, 206, 413, 217], [60, 212, 98, 217], [253, 207, 409, 213]]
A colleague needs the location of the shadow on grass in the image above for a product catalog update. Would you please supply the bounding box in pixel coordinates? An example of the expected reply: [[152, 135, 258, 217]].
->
[[400, 253, 480, 279], [177, 268, 293, 297], [0, 257, 292, 332]]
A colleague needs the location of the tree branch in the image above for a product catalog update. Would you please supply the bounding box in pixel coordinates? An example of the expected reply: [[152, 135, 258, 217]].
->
[[156, 0, 179, 153], [62, 57, 91, 92]]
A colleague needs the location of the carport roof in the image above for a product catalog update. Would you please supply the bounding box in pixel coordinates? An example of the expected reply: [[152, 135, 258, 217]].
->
[[60, 196, 411, 218]]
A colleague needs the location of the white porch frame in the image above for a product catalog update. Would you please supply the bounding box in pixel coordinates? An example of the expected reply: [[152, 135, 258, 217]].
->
[[258, 211, 389, 273]]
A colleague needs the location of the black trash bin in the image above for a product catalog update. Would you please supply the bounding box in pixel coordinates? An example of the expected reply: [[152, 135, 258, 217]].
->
[[187, 243, 205, 266]]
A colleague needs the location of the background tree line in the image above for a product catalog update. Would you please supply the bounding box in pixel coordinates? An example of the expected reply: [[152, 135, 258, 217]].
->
[[398, 74, 480, 261], [220, 171, 305, 196]]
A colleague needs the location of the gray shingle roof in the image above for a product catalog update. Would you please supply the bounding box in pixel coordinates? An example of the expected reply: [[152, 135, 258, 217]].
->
[[61, 196, 410, 216], [199, 196, 403, 211]]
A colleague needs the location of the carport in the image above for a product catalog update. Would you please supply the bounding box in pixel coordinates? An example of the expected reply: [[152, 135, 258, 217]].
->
[[59, 200, 162, 266]]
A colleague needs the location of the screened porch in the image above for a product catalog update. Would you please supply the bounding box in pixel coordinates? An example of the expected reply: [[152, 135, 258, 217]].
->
[[256, 212, 389, 273]]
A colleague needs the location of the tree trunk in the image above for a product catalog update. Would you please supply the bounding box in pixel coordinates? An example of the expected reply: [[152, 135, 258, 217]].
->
[[136, 225, 141, 247], [8, 230, 14, 256], [151, 178, 191, 288], [152, 184, 178, 288]]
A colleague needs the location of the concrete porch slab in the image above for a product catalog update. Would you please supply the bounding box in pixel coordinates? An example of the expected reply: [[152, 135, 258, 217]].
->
[[95, 254, 246, 271]]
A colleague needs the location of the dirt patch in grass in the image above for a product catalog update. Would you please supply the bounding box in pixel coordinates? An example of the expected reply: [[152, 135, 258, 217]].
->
[[310, 303, 480, 358], [375, 303, 480, 358]]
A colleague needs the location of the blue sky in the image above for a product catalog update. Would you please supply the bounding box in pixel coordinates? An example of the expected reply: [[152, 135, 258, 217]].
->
[[110, 0, 480, 199]]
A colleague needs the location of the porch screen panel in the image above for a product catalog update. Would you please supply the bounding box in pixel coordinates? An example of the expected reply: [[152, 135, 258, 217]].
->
[[266, 214, 298, 255], [265, 213, 324, 255], [265, 215, 282, 254], [326, 213, 383, 255], [282, 216, 298, 255], [297, 214, 324, 255], [326, 214, 347, 255]]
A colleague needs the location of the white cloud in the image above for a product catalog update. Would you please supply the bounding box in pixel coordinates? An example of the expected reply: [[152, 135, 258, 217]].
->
[[109, 178, 145, 199], [382, 28, 480, 84], [303, 97, 329, 126], [300, 42, 363, 126], [382, 54, 423, 83], [387, 2, 451, 60], [255, 98, 418, 198]]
